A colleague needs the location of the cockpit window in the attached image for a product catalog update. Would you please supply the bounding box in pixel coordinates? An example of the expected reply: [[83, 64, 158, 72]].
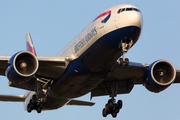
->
[[117, 7, 141, 13], [126, 8, 133, 11], [121, 8, 126, 12], [117, 9, 121, 13], [133, 8, 140, 12]]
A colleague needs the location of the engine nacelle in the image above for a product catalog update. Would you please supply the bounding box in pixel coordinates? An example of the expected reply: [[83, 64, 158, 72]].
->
[[5, 51, 39, 84], [144, 60, 176, 93]]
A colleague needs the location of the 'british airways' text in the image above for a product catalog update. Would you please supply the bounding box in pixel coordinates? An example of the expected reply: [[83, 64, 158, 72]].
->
[[74, 27, 97, 53]]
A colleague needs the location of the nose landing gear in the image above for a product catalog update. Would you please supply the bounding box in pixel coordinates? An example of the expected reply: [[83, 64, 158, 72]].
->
[[118, 58, 129, 66], [118, 39, 133, 66]]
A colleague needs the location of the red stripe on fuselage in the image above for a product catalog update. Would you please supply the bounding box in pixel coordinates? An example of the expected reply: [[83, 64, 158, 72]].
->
[[93, 10, 111, 22]]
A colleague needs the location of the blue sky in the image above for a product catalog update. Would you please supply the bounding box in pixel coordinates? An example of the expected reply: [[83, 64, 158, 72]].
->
[[0, 0, 180, 120]]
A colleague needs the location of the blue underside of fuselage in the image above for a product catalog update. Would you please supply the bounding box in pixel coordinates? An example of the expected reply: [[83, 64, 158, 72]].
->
[[79, 25, 141, 71], [49, 25, 141, 99]]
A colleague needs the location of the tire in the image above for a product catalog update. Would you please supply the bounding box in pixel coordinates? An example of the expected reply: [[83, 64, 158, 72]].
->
[[117, 100, 123, 109], [105, 104, 110, 113], [107, 99, 115, 111], [37, 107, 42, 113], [112, 112, 117, 118], [108, 99, 113, 104], [27, 104, 32, 113], [42, 96, 47, 104], [36, 103, 43, 113], [32, 95, 37, 104], [30, 99, 33, 104], [107, 103, 114, 111], [124, 58, 129, 66], [114, 108, 119, 113], [102, 108, 107, 117], [39, 103, 43, 109], [27, 108, 32, 113], [119, 58, 123, 66]]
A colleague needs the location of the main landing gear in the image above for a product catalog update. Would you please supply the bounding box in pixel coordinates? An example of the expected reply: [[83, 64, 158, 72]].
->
[[27, 77, 53, 113], [102, 99, 122, 118], [27, 93, 47, 113], [102, 81, 123, 118]]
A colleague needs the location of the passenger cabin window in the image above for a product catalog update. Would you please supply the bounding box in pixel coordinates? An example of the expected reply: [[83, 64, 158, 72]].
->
[[117, 7, 140, 13]]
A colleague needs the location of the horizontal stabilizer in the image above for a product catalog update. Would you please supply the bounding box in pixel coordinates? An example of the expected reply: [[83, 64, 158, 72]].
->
[[67, 100, 95, 106], [0, 95, 26, 102]]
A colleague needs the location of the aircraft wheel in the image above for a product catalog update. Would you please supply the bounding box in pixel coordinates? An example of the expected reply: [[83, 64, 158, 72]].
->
[[32, 95, 37, 104], [119, 58, 123, 66], [114, 108, 119, 113], [124, 58, 129, 66], [37, 108, 42, 113], [107, 100, 113, 110], [102, 108, 107, 117], [117, 100, 123, 109], [105, 104, 110, 113], [27, 108, 32, 113], [27, 104, 33, 113], [36, 103, 43, 113], [42, 96, 47, 104], [112, 112, 117, 118], [108, 99, 113, 104]]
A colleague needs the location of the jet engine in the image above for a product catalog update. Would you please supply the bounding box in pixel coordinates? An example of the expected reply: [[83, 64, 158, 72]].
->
[[144, 60, 176, 93], [5, 51, 39, 84]]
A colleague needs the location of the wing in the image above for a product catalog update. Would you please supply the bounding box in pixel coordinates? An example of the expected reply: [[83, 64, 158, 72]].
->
[[91, 61, 180, 97], [0, 56, 69, 91], [0, 95, 26, 102]]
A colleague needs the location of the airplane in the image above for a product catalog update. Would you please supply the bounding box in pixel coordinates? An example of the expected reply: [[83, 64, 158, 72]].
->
[[0, 4, 180, 118]]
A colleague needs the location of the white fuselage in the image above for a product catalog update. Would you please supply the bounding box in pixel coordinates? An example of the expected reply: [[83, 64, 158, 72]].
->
[[57, 4, 142, 60]]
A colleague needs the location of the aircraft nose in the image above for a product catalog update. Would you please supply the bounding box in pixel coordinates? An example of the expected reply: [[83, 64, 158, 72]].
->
[[127, 12, 143, 28]]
